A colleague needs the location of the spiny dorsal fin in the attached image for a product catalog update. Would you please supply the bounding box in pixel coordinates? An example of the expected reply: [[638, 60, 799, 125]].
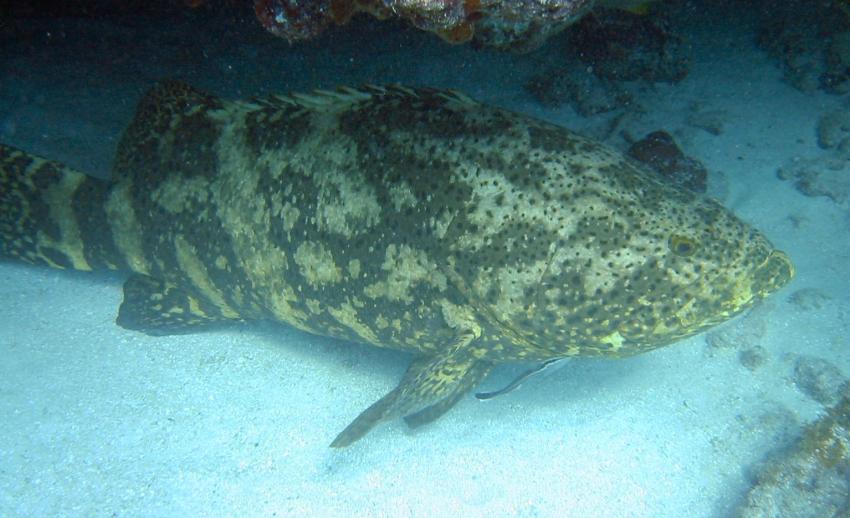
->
[[113, 80, 224, 181], [112, 81, 481, 182], [250, 84, 480, 113]]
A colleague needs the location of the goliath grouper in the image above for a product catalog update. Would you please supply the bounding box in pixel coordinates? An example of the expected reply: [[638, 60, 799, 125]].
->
[[0, 81, 794, 447]]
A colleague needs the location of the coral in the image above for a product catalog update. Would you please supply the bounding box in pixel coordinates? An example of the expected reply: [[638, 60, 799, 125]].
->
[[253, 0, 336, 42], [470, 0, 596, 52], [253, 0, 599, 51], [250, 1, 685, 53]]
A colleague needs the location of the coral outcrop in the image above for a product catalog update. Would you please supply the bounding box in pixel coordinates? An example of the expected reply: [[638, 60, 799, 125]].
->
[[253, 0, 600, 52]]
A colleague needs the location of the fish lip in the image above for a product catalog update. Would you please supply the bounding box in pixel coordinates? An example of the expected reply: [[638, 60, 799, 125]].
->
[[771, 249, 795, 278], [638, 248, 795, 342]]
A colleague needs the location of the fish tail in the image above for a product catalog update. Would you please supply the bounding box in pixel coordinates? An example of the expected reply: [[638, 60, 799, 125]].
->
[[0, 143, 125, 271]]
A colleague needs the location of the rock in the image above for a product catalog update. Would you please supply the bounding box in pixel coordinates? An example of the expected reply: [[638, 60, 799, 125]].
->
[[254, 0, 339, 42], [470, 1, 594, 52], [735, 385, 850, 518], [567, 7, 690, 83], [816, 107, 850, 149], [524, 3, 689, 115], [719, 404, 799, 462], [705, 305, 769, 351], [627, 130, 708, 192], [788, 288, 832, 311], [793, 355, 848, 406], [823, 31, 850, 94], [738, 405, 800, 451], [739, 346, 768, 371], [777, 152, 850, 204], [524, 63, 633, 116], [253, 0, 599, 52], [686, 109, 725, 136], [756, 0, 850, 95]]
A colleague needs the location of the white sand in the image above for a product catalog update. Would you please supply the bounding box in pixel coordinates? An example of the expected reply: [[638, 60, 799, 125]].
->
[[1, 9, 848, 518]]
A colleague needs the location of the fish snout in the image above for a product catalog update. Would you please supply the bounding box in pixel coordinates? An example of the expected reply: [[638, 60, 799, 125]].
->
[[752, 249, 795, 299]]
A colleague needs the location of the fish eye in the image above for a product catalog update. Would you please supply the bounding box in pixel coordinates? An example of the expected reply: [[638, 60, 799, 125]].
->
[[669, 235, 697, 256]]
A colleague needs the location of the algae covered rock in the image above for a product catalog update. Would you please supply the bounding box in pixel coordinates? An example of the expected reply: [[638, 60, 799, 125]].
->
[[793, 355, 848, 406], [816, 106, 850, 150], [756, 0, 850, 94], [627, 130, 708, 193], [567, 7, 689, 83], [252, 0, 677, 53], [253, 0, 599, 51], [736, 386, 850, 518], [777, 151, 850, 205], [524, 5, 689, 114]]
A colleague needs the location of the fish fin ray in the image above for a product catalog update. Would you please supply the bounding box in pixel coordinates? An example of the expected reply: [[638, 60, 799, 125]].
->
[[255, 84, 479, 115], [330, 330, 489, 447], [404, 359, 492, 429]]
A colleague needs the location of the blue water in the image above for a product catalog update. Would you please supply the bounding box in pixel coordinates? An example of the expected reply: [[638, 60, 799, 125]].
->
[[1, 4, 848, 517]]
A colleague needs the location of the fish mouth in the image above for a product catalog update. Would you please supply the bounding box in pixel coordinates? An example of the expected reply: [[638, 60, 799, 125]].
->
[[752, 249, 795, 299], [654, 248, 795, 340]]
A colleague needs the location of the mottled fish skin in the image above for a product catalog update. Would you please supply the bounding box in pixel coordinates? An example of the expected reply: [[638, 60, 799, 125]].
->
[[0, 81, 794, 447], [0, 146, 124, 271]]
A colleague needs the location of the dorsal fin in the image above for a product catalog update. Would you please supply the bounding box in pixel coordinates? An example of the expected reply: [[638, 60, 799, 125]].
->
[[248, 84, 480, 113], [112, 80, 223, 181], [111, 81, 481, 182]]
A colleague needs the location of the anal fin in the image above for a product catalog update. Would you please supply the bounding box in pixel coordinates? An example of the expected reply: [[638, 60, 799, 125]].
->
[[330, 331, 492, 448], [116, 274, 240, 336]]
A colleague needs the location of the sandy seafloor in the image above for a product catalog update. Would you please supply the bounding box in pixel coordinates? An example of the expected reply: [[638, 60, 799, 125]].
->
[[0, 6, 848, 518]]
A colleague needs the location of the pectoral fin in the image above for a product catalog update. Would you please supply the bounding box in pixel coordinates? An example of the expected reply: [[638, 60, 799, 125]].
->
[[403, 359, 492, 429], [330, 331, 492, 448], [116, 274, 240, 336]]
